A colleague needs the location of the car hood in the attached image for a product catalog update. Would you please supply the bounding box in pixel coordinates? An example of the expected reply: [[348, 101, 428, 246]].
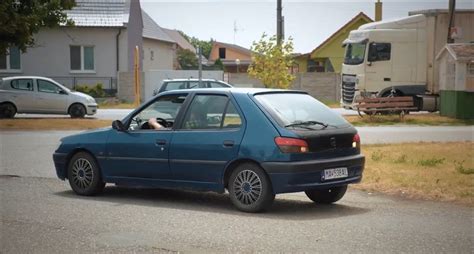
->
[[71, 91, 96, 102], [60, 127, 111, 143]]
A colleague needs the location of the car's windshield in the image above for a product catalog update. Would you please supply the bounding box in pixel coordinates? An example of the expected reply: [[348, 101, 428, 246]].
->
[[255, 93, 349, 129], [344, 42, 366, 65]]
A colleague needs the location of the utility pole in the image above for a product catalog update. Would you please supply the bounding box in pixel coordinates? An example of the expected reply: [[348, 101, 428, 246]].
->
[[198, 46, 202, 87], [447, 0, 456, 43], [277, 0, 283, 45]]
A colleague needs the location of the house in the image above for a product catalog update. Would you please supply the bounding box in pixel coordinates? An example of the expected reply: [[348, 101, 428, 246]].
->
[[436, 43, 474, 119], [163, 28, 210, 68], [0, 0, 177, 93], [208, 41, 252, 73], [295, 12, 373, 73]]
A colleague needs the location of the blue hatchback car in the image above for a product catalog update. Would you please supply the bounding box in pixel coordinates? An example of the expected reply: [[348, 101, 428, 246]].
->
[[53, 88, 365, 212]]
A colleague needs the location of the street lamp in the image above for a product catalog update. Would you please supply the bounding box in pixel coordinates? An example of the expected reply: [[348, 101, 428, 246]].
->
[[235, 58, 240, 73]]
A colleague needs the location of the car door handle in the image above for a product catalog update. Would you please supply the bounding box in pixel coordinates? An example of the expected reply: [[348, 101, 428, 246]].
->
[[156, 139, 167, 145], [223, 140, 234, 148]]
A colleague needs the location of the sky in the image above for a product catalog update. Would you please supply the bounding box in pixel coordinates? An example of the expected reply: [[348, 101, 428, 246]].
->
[[141, 0, 473, 53]]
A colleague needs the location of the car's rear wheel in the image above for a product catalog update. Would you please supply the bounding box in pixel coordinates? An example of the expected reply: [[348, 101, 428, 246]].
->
[[0, 103, 17, 118], [305, 185, 347, 204], [228, 163, 275, 213], [67, 152, 105, 196], [69, 103, 86, 118]]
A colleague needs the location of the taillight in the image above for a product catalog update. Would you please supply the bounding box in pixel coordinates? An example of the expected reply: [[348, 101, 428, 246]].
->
[[275, 137, 309, 153], [352, 133, 360, 149]]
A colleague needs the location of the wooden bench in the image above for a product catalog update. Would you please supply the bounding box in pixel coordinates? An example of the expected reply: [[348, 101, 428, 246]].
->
[[355, 96, 418, 119]]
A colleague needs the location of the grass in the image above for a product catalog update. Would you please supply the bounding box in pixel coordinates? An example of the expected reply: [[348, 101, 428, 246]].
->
[[321, 100, 340, 108], [98, 102, 135, 109], [0, 118, 112, 130], [354, 142, 474, 206], [345, 113, 474, 126]]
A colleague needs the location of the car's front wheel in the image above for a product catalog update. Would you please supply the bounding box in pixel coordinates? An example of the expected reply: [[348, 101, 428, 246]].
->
[[69, 103, 86, 118], [228, 163, 275, 213], [0, 103, 17, 118], [67, 152, 105, 196], [305, 185, 347, 204]]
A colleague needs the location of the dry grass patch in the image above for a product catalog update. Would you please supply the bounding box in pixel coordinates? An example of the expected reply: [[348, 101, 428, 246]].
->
[[345, 113, 474, 126], [0, 118, 112, 130], [355, 142, 474, 206]]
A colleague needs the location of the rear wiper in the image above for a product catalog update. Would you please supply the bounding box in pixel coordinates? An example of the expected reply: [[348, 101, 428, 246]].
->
[[285, 120, 328, 129]]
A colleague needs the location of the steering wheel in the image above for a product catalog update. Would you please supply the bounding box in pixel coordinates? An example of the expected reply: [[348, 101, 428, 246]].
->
[[156, 117, 168, 128]]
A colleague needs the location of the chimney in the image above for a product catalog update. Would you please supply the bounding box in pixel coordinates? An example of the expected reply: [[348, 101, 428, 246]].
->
[[375, 0, 382, 21]]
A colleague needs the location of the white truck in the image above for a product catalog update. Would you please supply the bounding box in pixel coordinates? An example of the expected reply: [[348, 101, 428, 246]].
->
[[340, 9, 474, 111]]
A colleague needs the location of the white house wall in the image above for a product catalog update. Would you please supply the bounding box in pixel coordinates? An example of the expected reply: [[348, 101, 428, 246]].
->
[[143, 38, 175, 71], [11, 27, 127, 89]]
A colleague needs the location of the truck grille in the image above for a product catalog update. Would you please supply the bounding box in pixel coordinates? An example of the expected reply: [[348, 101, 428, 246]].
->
[[342, 75, 356, 104]]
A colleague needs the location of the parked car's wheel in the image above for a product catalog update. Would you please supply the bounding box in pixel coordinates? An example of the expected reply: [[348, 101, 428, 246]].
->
[[0, 103, 17, 119], [228, 163, 275, 213], [305, 185, 347, 204], [69, 103, 86, 118], [67, 152, 105, 196]]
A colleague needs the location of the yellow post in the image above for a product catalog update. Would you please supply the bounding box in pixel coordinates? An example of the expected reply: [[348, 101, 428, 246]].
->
[[134, 45, 141, 107]]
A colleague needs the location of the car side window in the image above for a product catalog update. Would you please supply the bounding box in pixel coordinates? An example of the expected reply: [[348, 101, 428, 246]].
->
[[209, 82, 227, 88], [188, 81, 206, 89], [222, 102, 242, 129], [129, 94, 187, 131], [163, 82, 186, 91], [181, 94, 242, 130], [11, 79, 34, 91], [37, 80, 64, 94]]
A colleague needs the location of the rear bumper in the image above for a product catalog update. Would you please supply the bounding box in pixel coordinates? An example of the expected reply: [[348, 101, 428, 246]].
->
[[261, 154, 365, 194], [53, 152, 68, 180]]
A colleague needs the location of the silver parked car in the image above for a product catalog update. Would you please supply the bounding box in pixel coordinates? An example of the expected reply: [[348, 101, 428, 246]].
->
[[0, 76, 98, 118], [153, 79, 233, 96]]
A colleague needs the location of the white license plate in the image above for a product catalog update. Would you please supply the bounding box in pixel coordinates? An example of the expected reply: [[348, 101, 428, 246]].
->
[[324, 167, 348, 180]]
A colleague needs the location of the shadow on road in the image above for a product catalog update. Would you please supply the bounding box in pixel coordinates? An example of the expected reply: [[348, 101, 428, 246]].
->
[[55, 186, 370, 220]]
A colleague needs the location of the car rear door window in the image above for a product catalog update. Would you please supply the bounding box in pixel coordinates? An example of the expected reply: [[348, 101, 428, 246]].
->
[[11, 79, 34, 91], [181, 94, 241, 130], [163, 82, 186, 91], [209, 82, 228, 88]]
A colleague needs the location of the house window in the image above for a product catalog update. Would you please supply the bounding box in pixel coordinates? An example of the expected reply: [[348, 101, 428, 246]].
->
[[70, 45, 95, 71], [0, 47, 21, 71], [219, 48, 226, 59]]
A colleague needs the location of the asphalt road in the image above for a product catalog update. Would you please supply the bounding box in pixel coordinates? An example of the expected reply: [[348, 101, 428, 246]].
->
[[1, 129, 473, 253]]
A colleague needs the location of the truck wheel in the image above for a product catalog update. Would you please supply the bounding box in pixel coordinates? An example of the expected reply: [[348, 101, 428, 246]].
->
[[69, 104, 86, 118], [67, 152, 105, 196], [305, 185, 347, 204], [228, 163, 275, 213], [0, 103, 17, 118]]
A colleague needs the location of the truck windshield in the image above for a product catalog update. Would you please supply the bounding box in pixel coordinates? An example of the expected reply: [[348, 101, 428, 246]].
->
[[344, 43, 366, 65]]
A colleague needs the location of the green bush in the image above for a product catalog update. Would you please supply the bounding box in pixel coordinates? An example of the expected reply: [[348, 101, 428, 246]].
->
[[75, 83, 106, 98]]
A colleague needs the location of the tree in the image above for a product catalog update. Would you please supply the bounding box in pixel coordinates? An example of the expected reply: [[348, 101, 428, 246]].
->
[[213, 58, 224, 70], [248, 33, 295, 89], [177, 48, 198, 69], [0, 0, 75, 53], [177, 30, 213, 59]]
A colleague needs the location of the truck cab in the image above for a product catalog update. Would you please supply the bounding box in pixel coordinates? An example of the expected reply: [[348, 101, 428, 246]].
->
[[341, 15, 428, 110]]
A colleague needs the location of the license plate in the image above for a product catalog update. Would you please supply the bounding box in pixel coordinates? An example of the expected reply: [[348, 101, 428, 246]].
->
[[323, 167, 348, 180]]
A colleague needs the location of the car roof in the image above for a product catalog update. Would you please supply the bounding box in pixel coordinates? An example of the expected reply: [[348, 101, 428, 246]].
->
[[1, 76, 54, 81], [163, 78, 226, 82], [160, 87, 307, 96]]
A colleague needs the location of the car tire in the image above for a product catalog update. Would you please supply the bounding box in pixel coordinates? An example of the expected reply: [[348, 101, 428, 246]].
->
[[305, 185, 347, 204], [228, 163, 275, 213], [67, 152, 105, 196], [69, 103, 86, 118], [0, 103, 17, 119]]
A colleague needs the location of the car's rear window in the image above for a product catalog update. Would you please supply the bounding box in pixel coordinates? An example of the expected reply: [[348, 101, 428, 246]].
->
[[163, 82, 186, 91], [254, 93, 349, 128]]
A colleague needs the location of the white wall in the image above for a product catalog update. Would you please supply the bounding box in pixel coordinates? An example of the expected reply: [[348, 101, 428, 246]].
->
[[142, 38, 175, 71]]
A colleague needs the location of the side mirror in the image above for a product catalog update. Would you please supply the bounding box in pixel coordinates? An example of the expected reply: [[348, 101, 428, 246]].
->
[[112, 120, 126, 132], [59, 90, 68, 95]]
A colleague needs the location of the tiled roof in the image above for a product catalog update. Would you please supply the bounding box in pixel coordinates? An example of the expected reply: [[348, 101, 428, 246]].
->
[[142, 10, 175, 43], [64, 0, 128, 27], [437, 43, 474, 63], [162, 28, 196, 52]]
